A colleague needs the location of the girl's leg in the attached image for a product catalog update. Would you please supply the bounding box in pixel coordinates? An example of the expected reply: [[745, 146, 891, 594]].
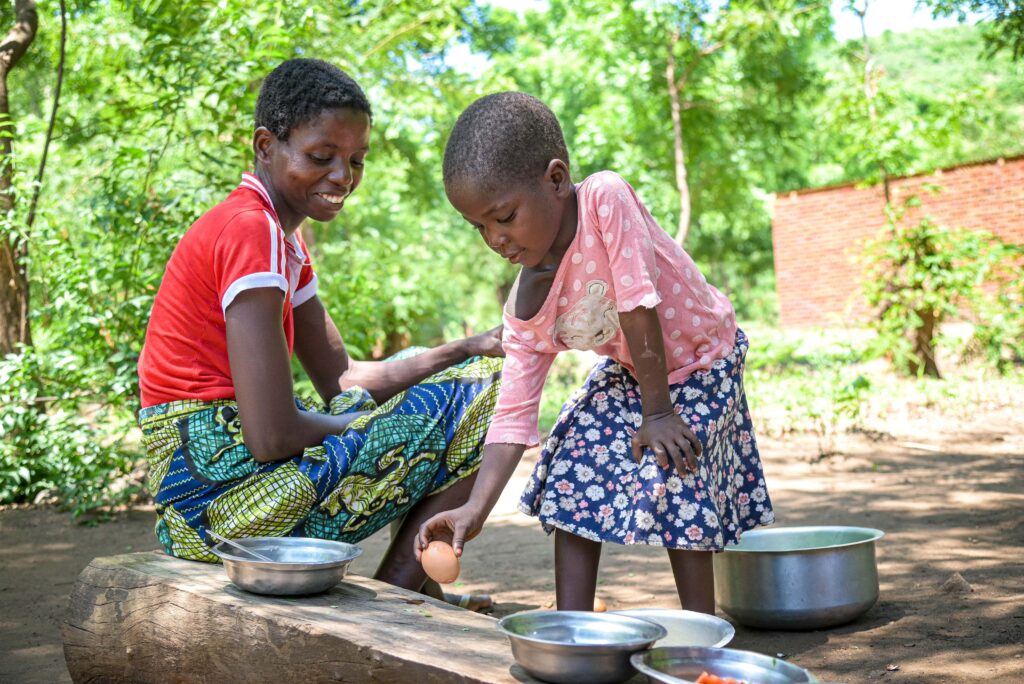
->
[[555, 529, 603, 610], [373, 471, 478, 590], [666, 548, 715, 614]]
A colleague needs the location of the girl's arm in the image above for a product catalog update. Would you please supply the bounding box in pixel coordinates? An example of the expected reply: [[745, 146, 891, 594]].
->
[[226, 288, 367, 463], [414, 442, 527, 557], [619, 306, 702, 474], [292, 295, 503, 405]]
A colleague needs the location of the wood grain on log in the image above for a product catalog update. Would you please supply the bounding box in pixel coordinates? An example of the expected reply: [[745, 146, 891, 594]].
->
[[62, 551, 539, 684]]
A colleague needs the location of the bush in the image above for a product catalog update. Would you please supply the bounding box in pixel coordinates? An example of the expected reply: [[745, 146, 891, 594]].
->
[[861, 196, 1010, 378], [0, 347, 139, 516]]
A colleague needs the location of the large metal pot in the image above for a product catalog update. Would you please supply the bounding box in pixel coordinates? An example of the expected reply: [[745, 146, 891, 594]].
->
[[713, 526, 884, 630]]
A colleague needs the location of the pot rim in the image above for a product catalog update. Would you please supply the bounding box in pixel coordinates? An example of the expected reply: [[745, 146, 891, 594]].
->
[[497, 611, 667, 651], [723, 525, 884, 554]]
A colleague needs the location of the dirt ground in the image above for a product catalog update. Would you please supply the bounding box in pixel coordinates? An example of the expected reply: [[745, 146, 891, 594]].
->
[[2, 406, 1022, 683]]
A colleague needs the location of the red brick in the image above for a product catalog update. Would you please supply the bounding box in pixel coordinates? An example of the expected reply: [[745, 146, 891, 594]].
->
[[772, 155, 1024, 327]]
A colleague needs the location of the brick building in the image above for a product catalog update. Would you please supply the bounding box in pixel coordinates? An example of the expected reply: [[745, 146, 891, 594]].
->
[[771, 155, 1024, 328]]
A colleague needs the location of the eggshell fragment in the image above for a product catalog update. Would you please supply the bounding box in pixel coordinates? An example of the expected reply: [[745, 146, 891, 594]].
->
[[421, 540, 460, 584]]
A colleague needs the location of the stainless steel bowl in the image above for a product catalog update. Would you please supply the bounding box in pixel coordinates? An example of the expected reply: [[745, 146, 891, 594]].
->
[[612, 609, 734, 648], [211, 536, 362, 596], [714, 526, 884, 630], [631, 646, 815, 684], [497, 610, 667, 684]]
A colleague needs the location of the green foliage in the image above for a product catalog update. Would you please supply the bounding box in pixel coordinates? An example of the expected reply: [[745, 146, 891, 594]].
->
[[924, 0, 1024, 60], [796, 22, 1024, 191], [2, 1, 1023, 513], [0, 347, 137, 515], [963, 242, 1024, 371], [861, 195, 1008, 377]]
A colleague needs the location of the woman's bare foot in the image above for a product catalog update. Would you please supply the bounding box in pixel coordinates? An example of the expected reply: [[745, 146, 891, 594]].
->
[[443, 592, 494, 613]]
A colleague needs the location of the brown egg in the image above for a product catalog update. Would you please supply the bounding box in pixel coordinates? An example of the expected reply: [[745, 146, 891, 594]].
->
[[593, 596, 607, 612], [421, 540, 460, 584]]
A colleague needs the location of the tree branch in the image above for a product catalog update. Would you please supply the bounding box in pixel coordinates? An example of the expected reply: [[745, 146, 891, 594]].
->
[[0, 0, 38, 72], [27, 0, 65, 233]]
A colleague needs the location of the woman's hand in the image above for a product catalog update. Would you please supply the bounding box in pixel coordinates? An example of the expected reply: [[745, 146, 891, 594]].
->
[[631, 411, 702, 475], [461, 325, 504, 358], [415, 504, 486, 558]]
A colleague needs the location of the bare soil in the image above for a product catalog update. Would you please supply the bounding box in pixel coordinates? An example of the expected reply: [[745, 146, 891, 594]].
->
[[2, 407, 1022, 683]]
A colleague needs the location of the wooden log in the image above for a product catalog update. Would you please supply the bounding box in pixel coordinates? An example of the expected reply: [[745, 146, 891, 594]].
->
[[62, 551, 540, 684]]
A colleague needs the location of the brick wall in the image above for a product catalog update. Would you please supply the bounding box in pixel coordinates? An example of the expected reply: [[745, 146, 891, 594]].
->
[[771, 155, 1024, 328]]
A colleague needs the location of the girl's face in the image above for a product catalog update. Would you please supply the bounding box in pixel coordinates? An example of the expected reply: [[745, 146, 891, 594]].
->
[[254, 107, 371, 231], [447, 161, 575, 269]]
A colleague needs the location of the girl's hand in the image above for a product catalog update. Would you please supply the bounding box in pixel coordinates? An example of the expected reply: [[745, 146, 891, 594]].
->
[[415, 504, 486, 558], [631, 411, 702, 475], [462, 325, 505, 358]]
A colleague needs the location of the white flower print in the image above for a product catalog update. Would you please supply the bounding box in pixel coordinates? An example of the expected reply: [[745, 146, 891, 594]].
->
[[586, 485, 605, 501], [585, 428, 601, 442], [666, 476, 683, 494], [752, 486, 766, 503], [703, 509, 720, 529], [683, 386, 704, 401], [695, 402, 710, 416], [679, 501, 698, 521], [575, 464, 596, 483], [551, 461, 571, 477], [614, 493, 629, 509], [559, 496, 577, 511], [610, 439, 628, 455], [639, 463, 660, 480], [635, 510, 655, 530], [578, 412, 596, 427], [540, 500, 558, 516]]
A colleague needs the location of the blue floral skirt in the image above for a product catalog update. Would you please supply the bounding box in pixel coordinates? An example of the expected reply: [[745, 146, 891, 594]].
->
[[519, 330, 773, 550]]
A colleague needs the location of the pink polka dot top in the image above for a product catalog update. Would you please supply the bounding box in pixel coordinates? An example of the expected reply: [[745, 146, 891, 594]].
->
[[485, 171, 738, 447]]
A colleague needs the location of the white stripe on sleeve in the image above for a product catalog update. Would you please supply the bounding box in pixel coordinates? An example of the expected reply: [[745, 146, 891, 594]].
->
[[292, 274, 318, 307], [265, 211, 279, 275], [221, 272, 288, 313]]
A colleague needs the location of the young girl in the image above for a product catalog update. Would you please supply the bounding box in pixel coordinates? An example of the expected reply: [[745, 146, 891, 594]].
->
[[416, 92, 774, 613], [137, 59, 503, 606]]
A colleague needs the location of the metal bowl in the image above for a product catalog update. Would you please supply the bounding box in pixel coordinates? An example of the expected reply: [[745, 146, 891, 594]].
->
[[211, 536, 362, 596], [631, 646, 815, 684], [612, 609, 734, 648], [497, 610, 667, 684], [714, 526, 884, 630]]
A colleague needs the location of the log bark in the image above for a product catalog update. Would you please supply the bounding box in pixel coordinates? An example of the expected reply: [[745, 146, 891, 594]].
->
[[62, 552, 540, 684]]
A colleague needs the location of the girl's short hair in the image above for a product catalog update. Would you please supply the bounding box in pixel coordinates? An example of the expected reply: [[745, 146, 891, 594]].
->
[[255, 58, 372, 141], [443, 92, 569, 192]]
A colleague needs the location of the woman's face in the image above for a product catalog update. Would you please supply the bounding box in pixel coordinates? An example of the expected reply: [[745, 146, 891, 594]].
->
[[255, 107, 371, 230]]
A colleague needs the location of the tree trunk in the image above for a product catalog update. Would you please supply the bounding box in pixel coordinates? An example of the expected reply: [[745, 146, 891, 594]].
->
[[665, 33, 692, 246], [909, 307, 941, 379], [0, 0, 38, 355]]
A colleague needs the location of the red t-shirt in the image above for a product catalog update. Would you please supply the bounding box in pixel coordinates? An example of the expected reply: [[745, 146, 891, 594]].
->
[[138, 173, 317, 407]]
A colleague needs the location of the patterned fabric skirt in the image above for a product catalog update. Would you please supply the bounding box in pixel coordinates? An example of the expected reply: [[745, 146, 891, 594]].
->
[[519, 330, 773, 550], [138, 352, 502, 562]]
